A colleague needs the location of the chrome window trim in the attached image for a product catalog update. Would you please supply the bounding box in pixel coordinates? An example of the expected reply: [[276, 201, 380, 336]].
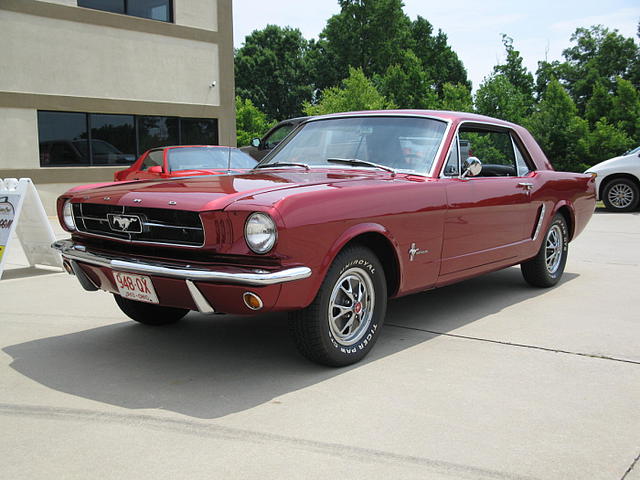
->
[[438, 120, 536, 179]]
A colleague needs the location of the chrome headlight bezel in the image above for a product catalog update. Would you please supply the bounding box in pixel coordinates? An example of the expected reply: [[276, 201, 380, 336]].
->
[[244, 212, 277, 254], [62, 199, 76, 231]]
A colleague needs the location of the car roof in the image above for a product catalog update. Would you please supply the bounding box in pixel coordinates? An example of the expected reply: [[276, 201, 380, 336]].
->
[[310, 110, 519, 128]]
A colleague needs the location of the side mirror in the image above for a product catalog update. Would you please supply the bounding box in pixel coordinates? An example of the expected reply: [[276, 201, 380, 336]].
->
[[461, 157, 482, 179], [251, 138, 261, 148], [148, 165, 163, 174]]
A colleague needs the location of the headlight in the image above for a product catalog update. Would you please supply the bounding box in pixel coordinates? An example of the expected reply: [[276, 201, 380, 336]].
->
[[244, 212, 277, 254], [62, 200, 76, 231]]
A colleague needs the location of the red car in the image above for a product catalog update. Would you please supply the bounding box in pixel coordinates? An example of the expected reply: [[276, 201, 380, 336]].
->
[[114, 145, 256, 181], [54, 111, 596, 366]]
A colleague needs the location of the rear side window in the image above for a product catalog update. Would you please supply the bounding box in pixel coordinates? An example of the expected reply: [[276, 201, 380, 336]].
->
[[513, 138, 532, 176]]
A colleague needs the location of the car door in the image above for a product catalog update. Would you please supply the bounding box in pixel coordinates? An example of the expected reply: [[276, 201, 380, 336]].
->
[[439, 124, 539, 278]]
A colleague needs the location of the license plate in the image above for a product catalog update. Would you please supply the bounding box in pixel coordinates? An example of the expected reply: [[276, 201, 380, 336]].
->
[[113, 271, 159, 304]]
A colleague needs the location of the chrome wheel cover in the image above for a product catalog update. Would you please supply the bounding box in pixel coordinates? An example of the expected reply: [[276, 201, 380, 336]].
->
[[328, 267, 375, 346], [608, 183, 635, 209], [545, 224, 564, 274]]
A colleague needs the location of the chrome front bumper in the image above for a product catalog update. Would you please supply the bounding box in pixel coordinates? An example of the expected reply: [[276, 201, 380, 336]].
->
[[52, 239, 312, 286]]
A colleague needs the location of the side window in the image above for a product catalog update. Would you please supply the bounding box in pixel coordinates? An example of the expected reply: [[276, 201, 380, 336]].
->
[[459, 127, 517, 177], [443, 136, 460, 176], [513, 137, 532, 176], [264, 124, 293, 149], [141, 150, 163, 171]]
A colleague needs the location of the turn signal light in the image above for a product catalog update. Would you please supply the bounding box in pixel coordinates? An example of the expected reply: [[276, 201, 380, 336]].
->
[[243, 292, 263, 310]]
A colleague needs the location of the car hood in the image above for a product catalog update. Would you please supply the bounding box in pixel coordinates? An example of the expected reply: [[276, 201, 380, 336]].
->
[[66, 169, 396, 211], [587, 153, 637, 172]]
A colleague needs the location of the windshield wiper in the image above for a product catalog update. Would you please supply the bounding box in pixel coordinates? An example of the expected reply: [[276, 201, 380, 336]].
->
[[255, 162, 310, 170], [326, 158, 396, 176]]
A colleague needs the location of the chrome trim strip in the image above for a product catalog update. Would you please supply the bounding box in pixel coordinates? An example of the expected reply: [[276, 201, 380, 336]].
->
[[142, 222, 203, 231], [532, 205, 547, 241], [71, 230, 205, 249], [52, 240, 312, 286], [186, 280, 215, 313], [438, 119, 535, 179]]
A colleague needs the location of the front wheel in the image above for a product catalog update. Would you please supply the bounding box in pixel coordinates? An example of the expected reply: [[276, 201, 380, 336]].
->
[[602, 178, 639, 212], [113, 294, 188, 325], [521, 213, 569, 288], [289, 246, 387, 367]]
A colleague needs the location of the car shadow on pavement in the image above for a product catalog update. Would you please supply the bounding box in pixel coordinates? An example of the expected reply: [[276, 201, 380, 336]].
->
[[3, 266, 577, 419]]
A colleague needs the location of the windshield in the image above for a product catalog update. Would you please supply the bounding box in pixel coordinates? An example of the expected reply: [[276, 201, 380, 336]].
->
[[167, 147, 256, 172], [263, 116, 448, 175], [625, 146, 640, 155]]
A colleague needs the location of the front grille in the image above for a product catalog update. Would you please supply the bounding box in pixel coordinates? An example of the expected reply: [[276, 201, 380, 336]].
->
[[73, 203, 204, 246]]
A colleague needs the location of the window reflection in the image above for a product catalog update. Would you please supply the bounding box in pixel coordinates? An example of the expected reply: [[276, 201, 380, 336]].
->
[[78, 0, 172, 22], [138, 116, 179, 152], [78, 0, 125, 14], [38, 111, 220, 167], [90, 114, 136, 165], [128, 0, 172, 22], [181, 118, 219, 145], [38, 111, 88, 166]]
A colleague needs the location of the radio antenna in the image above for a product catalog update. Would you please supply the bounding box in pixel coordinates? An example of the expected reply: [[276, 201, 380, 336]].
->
[[227, 145, 231, 173]]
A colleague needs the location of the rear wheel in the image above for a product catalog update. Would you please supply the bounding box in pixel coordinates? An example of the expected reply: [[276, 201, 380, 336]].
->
[[113, 294, 188, 325], [289, 246, 387, 367], [521, 213, 569, 288], [602, 178, 639, 212]]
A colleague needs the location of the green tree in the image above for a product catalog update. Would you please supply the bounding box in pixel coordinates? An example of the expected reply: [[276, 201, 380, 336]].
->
[[235, 25, 313, 120], [475, 75, 529, 124], [410, 16, 470, 93], [235, 97, 274, 147], [375, 50, 438, 109], [438, 83, 473, 112], [312, 0, 412, 90], [584, 80, 613, 127], [525, 79, 587, 171], [304, 67, 395, 116], [559, 26, 639, 111], [577, 118, 633, 165], [610, 77, 640, 141], [495, 35, 535, 100]]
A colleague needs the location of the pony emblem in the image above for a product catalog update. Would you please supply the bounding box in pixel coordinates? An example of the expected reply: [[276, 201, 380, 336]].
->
[[107, 214, 142, 233]]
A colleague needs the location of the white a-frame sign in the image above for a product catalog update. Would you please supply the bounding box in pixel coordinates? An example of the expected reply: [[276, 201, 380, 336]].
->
[[0, 178, 62, 279]]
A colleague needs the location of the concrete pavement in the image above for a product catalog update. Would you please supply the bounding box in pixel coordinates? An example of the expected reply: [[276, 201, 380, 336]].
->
[[1, 210, 639, 479]]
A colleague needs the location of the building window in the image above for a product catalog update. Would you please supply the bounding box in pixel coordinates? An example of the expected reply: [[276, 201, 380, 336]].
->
[[38, 111, 89, 166], [38, 111, 219, 167], [78, 0, 173, 23], [181, 118, 219, 145], [137, 116, 179, 153], [90, 114, 136, 165]]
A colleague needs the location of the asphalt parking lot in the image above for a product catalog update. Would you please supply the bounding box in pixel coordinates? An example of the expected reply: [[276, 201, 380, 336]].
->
[[1, 210, 639, 480]]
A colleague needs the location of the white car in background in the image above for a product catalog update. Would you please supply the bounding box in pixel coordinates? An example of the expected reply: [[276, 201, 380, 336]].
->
[[585, 146, 640, 212]]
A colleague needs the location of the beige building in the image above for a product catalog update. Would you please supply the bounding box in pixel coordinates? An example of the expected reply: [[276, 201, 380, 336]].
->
[[0, 0, 235, 213]]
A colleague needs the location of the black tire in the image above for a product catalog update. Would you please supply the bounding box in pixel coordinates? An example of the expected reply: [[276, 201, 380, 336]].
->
[[289, 246, 387, 367], [602, 178, 640, 212], [113, 294, 188, 325], [521, 213, 569, 288]]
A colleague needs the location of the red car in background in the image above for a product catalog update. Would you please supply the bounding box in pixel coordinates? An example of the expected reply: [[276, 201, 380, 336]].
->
[[114, 145, 257, 181]]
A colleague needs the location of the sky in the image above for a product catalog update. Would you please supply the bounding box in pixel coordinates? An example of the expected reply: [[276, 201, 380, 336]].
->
[[232, 0, 639, 90]]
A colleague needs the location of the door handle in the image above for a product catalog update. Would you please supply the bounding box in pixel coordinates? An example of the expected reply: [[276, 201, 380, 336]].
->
[[518, 182, 533, 190]]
